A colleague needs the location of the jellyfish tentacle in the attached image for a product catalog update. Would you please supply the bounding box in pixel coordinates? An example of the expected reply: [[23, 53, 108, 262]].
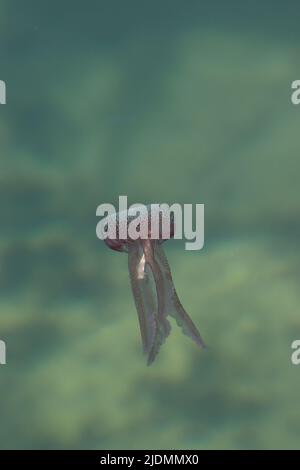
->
[[142, 240, 165, 320], [127, 241, 157, 355], [141, 239, 171, 364], [153, 242, 206, 349]]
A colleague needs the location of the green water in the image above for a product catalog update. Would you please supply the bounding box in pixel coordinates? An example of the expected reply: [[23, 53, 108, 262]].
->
[[0, 0, 300, 449]]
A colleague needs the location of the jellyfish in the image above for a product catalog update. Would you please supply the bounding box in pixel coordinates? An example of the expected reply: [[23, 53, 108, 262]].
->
[[104, 205, 205, 364]]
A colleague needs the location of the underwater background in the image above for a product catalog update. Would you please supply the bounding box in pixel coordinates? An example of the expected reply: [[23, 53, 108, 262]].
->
[[1, 0, 300, 449]]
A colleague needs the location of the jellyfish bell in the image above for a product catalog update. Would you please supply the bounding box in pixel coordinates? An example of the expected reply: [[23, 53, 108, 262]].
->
[[104, 204, 175, 252]]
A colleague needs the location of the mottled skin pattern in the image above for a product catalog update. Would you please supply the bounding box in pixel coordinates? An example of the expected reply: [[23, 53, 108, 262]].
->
[[104, 205, 205, 364]]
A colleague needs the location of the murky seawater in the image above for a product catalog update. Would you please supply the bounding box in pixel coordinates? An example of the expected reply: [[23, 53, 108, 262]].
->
[[0, 0, 300, 449]]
